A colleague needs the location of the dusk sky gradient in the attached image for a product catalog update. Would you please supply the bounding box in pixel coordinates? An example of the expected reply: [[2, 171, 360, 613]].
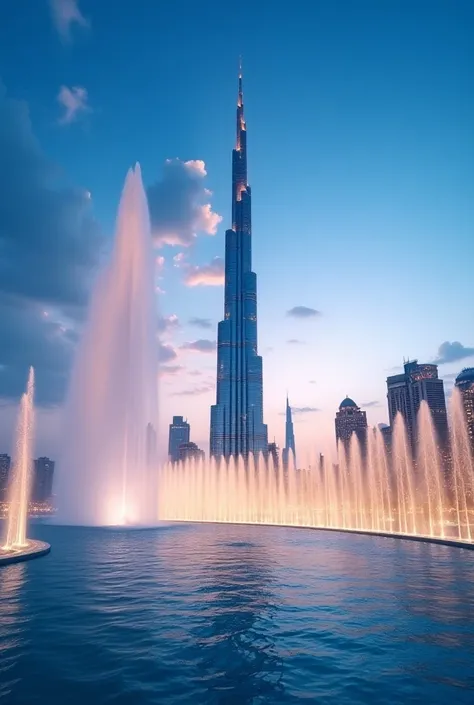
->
[[0, 0, 473, 459]]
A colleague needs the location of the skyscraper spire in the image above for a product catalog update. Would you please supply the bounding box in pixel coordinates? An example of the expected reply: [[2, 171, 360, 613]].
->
[[210, 63, 268, 459], [283, 395, 297, 469], [238, 55, 243, 101]]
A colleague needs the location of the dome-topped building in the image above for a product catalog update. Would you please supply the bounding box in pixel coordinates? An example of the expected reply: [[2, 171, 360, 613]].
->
[[339, 396, 358, 409], [455, 368, 474, 387], [455, 368, 474, 451], [335, 396, 367, 452]]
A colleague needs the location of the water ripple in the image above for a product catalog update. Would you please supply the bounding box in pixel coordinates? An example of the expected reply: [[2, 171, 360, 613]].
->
[[0, 523, 474, 704]]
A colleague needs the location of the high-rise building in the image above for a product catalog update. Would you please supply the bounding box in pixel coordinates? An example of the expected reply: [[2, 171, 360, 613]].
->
[[210, 62, 268, 459], [32, 457, 55, 503], [168, 416, 190, 463], [282, 395, 297, 469], [387, 360, 448, 450], [455, 368, 474, 452], [0, 453, 11, 500], [178, 442, 205, 463], [268, 441, 280, 468], [335, 397, 368, 451]]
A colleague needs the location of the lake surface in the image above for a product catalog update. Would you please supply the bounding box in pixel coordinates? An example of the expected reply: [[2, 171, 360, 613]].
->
[[1, 523, 474, 704]]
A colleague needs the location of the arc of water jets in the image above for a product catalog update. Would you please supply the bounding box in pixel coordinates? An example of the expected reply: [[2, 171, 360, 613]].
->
[[159, 394, 474, 544]]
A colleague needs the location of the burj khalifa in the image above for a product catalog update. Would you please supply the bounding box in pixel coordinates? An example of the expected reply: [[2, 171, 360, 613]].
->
[[210, 64, 268, 459]]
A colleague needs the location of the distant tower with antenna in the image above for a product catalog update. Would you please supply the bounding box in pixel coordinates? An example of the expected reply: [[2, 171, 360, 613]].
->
[[282, 394, 297, 470]]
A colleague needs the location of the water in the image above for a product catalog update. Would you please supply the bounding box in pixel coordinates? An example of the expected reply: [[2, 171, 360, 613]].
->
[[57, 165, 158, 526], [160, 396, 474, 544], [2, 368, 35, 549], [1, 522, 473, 704]]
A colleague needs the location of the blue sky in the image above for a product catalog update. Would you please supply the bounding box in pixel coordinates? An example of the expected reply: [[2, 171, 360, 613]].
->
[[0, 0, 473, 457]]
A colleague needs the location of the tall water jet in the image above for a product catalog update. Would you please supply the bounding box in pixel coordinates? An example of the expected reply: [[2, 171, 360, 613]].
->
[[450, 387, 474, 540], [57, 165, 158, 526], [417, 400, 446, 537], [4, 368, 35, 549], [392, 413, 417, 534]]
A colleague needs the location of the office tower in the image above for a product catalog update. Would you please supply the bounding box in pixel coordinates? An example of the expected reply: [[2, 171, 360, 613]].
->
[[32, 457, 55, 503], [282, 395, 297, 469], [335, 397, 368, 451], [168, 416, 190, 463], [178, 442, 205, 463], [210, 62, 268, 459], [268, 441, 280, 468], [455, 368, 474, 452], [386, 360, 448, 450], [0, 453, 11, 500]]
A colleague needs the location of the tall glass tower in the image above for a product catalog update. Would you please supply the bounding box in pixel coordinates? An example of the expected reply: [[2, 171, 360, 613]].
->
[[210, 63, 268, 459], [282, 395, 296, 469]]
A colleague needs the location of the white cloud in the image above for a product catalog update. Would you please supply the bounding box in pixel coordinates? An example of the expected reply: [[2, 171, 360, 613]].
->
[[184, 160, 207, 176], [184, 257, 224, 287], [180, 339, 216, 354], [57, 86, 90, 125], [148, 158, 222, 247], [49, 0, 89, 43]]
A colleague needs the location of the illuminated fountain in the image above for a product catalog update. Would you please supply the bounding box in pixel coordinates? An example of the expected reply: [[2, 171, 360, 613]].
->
[[1, 368, 50, 566], [56, 164, 158, 527], [159, 398, 474, 547], [4, 368, 35, 548]]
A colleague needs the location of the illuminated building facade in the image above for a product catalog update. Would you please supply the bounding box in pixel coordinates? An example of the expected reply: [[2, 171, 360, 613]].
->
[[0, 453, 11, 500], [386, 360, 448, 451], [210, 63, 268, 458], [268, 442, 280, 468], [178, 442, 205, 463], [282, 395, 297, 469], [455, 368, 474, 452], [168, 416, 190, 463], [335, 397, 368, 451], [32, 457, 55, 503]]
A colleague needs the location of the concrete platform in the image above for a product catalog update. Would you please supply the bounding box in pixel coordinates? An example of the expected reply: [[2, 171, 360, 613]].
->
[[302, 524, 474, 550], [0, 539, 51, 567]]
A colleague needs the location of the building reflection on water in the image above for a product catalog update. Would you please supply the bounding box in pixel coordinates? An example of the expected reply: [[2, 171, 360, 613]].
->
[[0, 563, 27, 700]]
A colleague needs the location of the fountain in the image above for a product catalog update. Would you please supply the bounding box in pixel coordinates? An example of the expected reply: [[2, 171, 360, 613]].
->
[[1, 368, 50, 566], [56, 164, 159, 527], [158, 398, 474, 549]]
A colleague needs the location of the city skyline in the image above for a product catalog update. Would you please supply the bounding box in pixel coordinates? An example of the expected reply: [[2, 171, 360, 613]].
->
[[0, 1, 473, 458]]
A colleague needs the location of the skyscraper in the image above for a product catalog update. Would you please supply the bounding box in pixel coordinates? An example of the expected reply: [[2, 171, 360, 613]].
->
[[168, 416, 190, 463], [268, 441, 280, 468], [335, 397, 368, 451], [387, 360, 448, 450], [178, 442, 205, 463], [455, 368, 474, 452], [0, 453, 11, 501], [210, 63, 268, 459], [282, 395, 296, 469], [32, 457, 55, 503]]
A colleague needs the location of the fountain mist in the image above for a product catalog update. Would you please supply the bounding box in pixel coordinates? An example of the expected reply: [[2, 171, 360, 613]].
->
[[3, 368, 35, 549], [57, 165, 158, 527], [159, 399, 474, 544]]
